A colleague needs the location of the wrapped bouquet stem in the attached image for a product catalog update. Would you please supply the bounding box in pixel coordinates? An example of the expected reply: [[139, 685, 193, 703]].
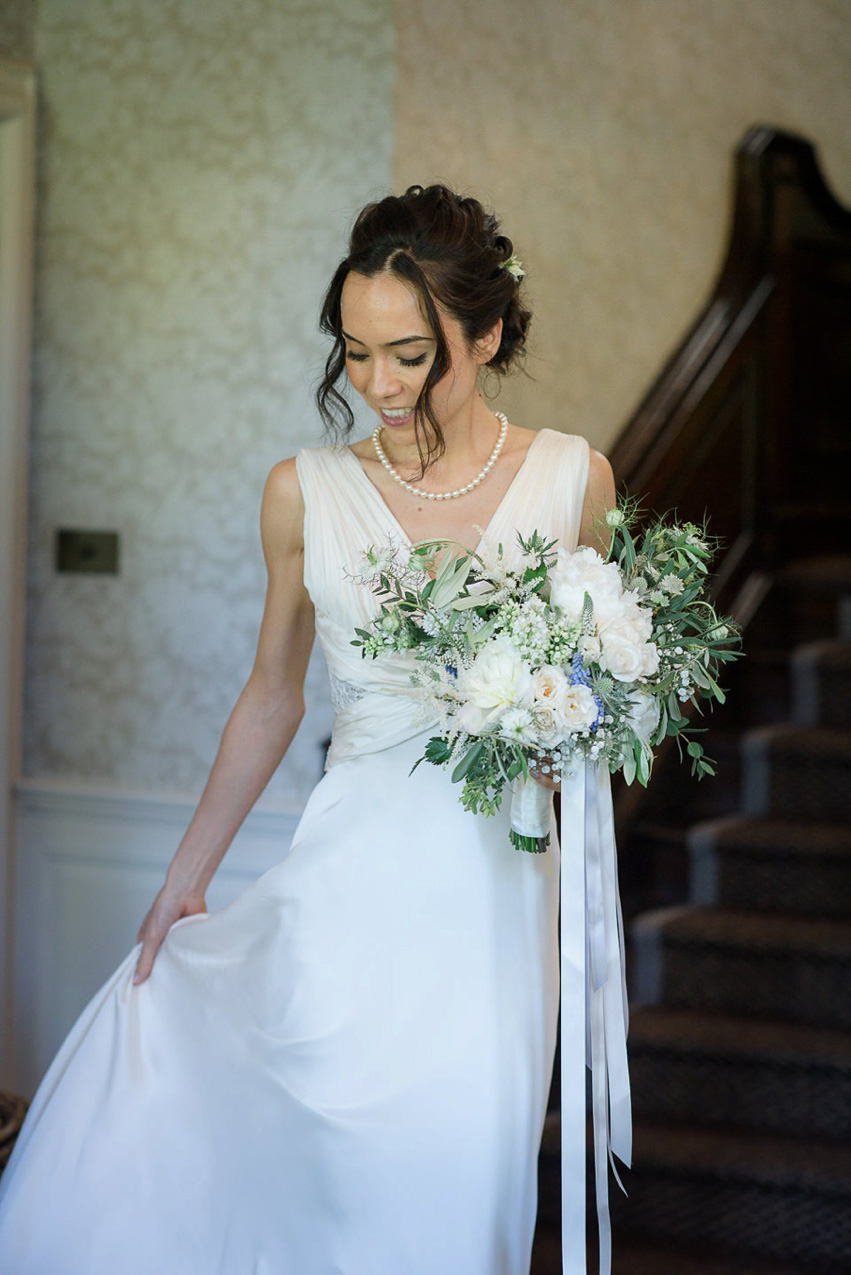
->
[[509, 771, 553, 853]]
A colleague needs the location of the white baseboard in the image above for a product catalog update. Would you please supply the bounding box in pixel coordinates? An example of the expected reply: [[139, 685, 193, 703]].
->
[[10, 780, 302, 1095]]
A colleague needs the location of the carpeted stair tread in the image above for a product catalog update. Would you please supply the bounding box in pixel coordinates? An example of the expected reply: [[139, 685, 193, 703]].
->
[[689, 815, 851, 858], [629, 1005, 851, 1064], [687, 816, 851, 915], [631, 907, 851, 1027], [627, 1006, 851, 1140], [629, 1118, 851, 1191], [743, 723, 851, 757], [538, 1106, 851, 1193], [539, 1109, 851, 1184], [780, 555, 851, 592], [740, 725, 851, 820], [612, 1123, 851, 1263], [793, 638, 851, 670], [530, 1226, 840, 1275], [641, 906, 851, 956], [601, 556, 851, 1269], [746, 556, 851, 647], [792, 639, 851, 726]]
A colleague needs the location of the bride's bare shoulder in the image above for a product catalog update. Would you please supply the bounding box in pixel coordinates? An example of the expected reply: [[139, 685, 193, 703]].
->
[[261, 457, 304, 552], [349, 437, 373, 462], [505, 422, 537, 457], [264, 455, 302, 502]]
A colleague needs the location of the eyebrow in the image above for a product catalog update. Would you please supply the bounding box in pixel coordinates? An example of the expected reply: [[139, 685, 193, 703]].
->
[[342, 331, 435, 348]]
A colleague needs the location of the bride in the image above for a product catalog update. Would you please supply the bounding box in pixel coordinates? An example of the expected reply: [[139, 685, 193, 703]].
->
[[0, 183, 614, 1274]]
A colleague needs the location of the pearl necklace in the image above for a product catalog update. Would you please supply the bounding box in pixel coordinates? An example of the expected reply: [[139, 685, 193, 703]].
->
[[371, 412, 509, 501]]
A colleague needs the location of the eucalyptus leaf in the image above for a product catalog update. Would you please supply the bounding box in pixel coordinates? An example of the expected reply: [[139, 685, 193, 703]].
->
[[452, 741, 485, 782]]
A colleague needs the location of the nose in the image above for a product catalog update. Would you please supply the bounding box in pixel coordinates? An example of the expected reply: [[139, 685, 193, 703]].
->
[[368, 356, 403, 400]]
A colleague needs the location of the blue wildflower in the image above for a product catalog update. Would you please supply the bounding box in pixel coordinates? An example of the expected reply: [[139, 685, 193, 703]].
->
[[570, 652, 592, 687]]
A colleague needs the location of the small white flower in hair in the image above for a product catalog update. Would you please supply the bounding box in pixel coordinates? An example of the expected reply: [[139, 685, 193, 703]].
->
[[500, 254, 526, 282]]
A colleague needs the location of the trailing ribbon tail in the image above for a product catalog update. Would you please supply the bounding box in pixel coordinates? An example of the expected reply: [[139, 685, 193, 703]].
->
[[559, 763, 632, 1275]]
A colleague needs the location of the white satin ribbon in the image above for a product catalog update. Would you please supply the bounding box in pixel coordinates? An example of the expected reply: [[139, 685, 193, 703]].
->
[[559, 763, 631, 1275]]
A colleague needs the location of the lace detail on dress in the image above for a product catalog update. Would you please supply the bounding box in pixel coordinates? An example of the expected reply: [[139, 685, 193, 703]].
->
[[329, 672, 368, 713]]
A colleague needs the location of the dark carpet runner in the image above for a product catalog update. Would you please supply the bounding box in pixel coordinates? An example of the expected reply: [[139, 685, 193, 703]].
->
[[534, 557, 851, 1274]]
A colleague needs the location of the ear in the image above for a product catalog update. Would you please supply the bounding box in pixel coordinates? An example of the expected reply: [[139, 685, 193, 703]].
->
[[474, 318, 503, 364]]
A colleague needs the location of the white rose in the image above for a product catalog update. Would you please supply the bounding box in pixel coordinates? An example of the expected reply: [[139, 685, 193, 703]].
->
[[599, 629, 642, 681], [560, 683, 599, 731], [626, 688, 660, 744], [455, 636, 532, 728], [548, 546, 623, 623], [529, 664, 568, 706], [532, 703, 567, 747], [599, 623, 660, 682], [598, 595, 659, 682]]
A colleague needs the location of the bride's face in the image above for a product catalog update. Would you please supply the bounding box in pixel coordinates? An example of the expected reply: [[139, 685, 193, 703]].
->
[[341, 271, 485, 437]]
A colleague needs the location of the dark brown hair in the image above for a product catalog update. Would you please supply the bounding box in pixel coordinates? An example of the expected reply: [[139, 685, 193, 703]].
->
[[316, 184, 531, 471]]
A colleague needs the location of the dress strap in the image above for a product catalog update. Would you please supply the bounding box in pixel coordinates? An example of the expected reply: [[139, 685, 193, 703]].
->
[[509, 430, 590, 553]]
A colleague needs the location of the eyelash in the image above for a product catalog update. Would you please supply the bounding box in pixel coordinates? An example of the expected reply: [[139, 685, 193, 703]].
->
[[345, 351, 429, 369]]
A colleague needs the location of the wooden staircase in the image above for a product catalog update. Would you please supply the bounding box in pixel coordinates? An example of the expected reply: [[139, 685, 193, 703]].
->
[[614, 561, 851, 1273], [533, 127, 851, 1274], [534, 561, 851, 1274]]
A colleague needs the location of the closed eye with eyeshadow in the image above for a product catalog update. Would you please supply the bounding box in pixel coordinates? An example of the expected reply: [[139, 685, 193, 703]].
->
[[345, 350, 430, 368]]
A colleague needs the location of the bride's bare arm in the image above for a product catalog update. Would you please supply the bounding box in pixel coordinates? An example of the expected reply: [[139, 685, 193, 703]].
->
[[532, 448, 616, 792], [134, 458, 314, 984], [578, 448, 617, 553]]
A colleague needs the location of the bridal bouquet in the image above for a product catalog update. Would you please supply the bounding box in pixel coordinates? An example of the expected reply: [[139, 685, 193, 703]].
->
[[352, 505, 739, 852]]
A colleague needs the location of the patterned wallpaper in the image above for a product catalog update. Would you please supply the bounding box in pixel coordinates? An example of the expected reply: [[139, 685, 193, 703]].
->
[[24, 0, 851, 806], [24, 0, 393, 801], [394, 0, 851, 453], [0, 0, 34, 62]]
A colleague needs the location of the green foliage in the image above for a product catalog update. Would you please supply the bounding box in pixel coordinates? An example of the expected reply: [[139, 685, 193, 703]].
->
[[351, 502, 742, 849]]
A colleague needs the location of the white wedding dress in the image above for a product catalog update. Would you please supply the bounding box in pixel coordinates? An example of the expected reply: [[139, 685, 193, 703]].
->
[[0, 428, 591, 1275]]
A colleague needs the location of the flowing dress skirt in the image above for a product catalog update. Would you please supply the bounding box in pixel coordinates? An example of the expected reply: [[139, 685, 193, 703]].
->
[[0, 730, 560, 1275]]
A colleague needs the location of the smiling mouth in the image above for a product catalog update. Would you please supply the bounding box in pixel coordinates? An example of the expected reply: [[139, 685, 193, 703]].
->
[[379, 407, 416, 423]]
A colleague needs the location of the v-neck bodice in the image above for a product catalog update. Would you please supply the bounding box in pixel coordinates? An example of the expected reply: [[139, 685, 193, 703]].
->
[[295, 428, 590, 766], [340, 429, 547, 558]]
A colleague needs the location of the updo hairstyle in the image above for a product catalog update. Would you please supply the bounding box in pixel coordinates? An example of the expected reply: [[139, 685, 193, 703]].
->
[[316, 184, 531, 471]]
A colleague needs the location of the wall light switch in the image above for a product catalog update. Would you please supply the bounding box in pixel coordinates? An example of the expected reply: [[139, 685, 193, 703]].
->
[[55, 529, 120, 575]]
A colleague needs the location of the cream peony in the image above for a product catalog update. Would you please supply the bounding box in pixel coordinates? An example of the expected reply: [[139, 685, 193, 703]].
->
[[454, 636, 532, 733], [455, 700, 491, 735], [549, 546, 624, 622]]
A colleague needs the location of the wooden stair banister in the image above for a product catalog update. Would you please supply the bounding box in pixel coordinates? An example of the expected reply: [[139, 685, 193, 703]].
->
[[609, 125, 851, 624]]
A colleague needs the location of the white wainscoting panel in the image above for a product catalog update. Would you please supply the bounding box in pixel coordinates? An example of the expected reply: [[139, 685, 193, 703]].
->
[[12, 781, 301, 1096]]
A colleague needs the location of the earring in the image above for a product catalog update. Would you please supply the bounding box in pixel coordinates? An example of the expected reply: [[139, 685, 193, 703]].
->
[[480, 366, 501, 399]]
